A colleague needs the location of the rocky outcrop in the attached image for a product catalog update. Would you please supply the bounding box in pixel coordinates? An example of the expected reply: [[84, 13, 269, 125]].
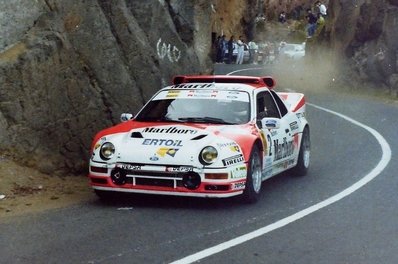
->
[[0, 0, 210, 174], [330, 0, 398, 95]]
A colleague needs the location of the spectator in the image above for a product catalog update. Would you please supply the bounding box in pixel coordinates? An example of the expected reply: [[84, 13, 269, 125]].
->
[[216, 35, 226, 63], [305, 8, 318, 38], [227, 35, 235, 64], [248, 40, 258, 64], [317, 13, 325, 26], [236, 36, 245, 64], [278, 11, 287, 23], [315, 1, 327, 17]]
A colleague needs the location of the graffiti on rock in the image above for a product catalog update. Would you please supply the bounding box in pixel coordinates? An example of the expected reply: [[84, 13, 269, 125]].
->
[[157, 38, 181, 63]]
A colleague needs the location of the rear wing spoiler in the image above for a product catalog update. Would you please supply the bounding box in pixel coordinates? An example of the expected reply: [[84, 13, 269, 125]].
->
[[277, 92, 306, 113]]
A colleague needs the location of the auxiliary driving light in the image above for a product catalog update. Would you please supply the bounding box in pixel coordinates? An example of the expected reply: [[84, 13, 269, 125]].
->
[[182, 172, 201, 190], [111, 168, 127, 185]]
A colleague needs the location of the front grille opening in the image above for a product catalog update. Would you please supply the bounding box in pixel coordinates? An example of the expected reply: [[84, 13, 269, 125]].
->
[[91, 178, 108, 184], [204, 185, 230, 191], [126, 177, 184, 188], [91, 166, 108, 173]]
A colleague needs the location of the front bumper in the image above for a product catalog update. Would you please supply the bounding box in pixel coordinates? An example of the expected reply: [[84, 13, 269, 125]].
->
[[88, 161, 247, 198]]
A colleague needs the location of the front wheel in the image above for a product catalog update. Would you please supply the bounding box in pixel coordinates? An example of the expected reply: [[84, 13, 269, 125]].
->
[[292, 126, 310, 176], [242, 145, 262, 203]]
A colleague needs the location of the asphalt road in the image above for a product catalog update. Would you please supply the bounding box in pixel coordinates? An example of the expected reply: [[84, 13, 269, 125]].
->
[[0, 64, 397, 264]]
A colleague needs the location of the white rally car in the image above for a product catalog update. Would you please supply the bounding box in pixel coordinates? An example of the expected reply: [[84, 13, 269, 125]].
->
[[89, 75, 310, 203]]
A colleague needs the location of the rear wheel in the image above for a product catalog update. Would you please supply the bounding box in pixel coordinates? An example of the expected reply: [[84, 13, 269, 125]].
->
[[292, 126, 310, 176], [242, 145, 262, 203]]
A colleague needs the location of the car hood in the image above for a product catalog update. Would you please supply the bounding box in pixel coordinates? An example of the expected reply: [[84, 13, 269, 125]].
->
[[92, 122, 258, 167]]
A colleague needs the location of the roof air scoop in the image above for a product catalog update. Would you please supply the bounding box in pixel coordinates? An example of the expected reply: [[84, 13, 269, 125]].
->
[[172, 75, 276, 88], [262, 77, 276, 89]]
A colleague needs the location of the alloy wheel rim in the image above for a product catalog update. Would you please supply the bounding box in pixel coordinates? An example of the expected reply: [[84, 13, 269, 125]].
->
[[252, 154, 262, 193]]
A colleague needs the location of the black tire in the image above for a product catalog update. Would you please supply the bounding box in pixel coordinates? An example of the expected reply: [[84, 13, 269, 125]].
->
[[242, 145, 262, 203], [292, 126, 310, 176]]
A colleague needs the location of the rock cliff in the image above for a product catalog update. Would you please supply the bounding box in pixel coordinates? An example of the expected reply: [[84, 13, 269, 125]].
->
[[0, 0, 211, 174]]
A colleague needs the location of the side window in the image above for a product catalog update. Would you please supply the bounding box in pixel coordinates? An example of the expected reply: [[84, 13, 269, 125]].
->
[[270, 90, 288, 117], [256, 91, 280, 119]]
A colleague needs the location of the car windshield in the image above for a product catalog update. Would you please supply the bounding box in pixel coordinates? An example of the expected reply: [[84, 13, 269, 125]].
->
[[135, 89, 250, 125]]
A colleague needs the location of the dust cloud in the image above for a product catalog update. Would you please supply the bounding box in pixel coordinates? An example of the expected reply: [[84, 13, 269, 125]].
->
[[271, 46, 341, 94]]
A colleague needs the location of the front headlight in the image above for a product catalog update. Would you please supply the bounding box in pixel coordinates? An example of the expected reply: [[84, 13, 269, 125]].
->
[[199, 146, 218, 165], [100, 142, 115, 160]]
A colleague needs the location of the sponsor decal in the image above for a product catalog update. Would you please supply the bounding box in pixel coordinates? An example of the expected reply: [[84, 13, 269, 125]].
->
[[187, 90, 218, 98], [265, 119, 278, 128], [259, 130, 267, 154], [117, 164, 142, 170], [293, 133, 300, 149], [166, 90, 181, 98], [187, 93, 217, 98], [232, 181, 246, 190], [270, 130, 278, 136], [289, 121, 299, 131], [273, 137, 294, 161], [275, 159, 295, 169], [143, 126, 197, 135], [230, 166, 247, 179], [188, 90, 218, 94], [217, 142, 238, 148], [142, 138, 183, 147], [150, 156, 159, 161], [263, 156, 273, 169], [156, 147, 179, 157], [95, 137, 107, 150], [229, 145, 241, 152], [222, 154, 244, 166], [267, 134, 273, 156], [166, 166, 193, 172]]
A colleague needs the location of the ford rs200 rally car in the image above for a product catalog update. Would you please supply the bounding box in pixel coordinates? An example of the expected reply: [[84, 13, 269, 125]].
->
[[89, 75, 310, 203]]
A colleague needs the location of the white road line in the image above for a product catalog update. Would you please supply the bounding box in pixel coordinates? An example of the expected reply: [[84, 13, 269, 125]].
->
[[170, 103, 392, 264]]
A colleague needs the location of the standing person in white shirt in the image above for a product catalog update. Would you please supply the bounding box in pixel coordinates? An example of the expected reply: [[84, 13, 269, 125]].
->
[[248, 40, 258, 64], [236, 36, 245, 64], [315, 1, 327, 17]]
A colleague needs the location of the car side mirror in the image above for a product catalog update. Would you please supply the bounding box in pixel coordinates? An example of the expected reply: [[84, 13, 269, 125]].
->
[[120, 113, 133, 122], [261, 117, 281, 129]]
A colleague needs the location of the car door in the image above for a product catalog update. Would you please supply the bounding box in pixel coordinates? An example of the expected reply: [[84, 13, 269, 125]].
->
[[255, 90, 293, 177], [270, 90, 299, 172]]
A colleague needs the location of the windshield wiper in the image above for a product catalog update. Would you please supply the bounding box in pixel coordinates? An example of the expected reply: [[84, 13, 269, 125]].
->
[[178, 117, 234, 124]]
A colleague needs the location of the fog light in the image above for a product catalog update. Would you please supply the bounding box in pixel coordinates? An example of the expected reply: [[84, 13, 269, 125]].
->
[[111, 168, 126, 185], [182, 172, 201, 190]]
